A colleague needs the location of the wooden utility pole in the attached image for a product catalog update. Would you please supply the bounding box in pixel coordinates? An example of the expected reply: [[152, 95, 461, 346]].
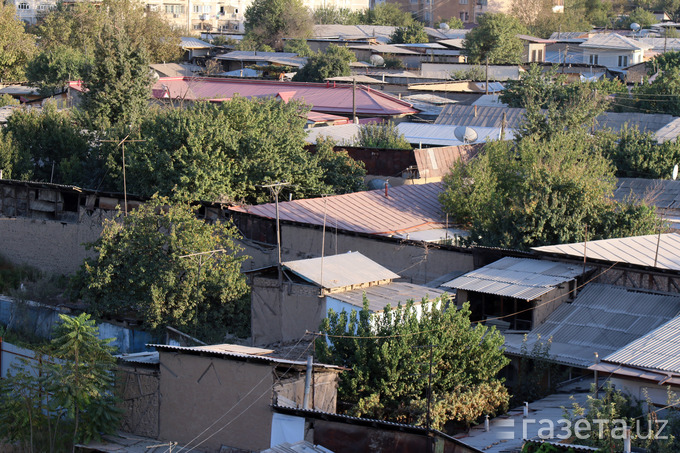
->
[[101, 134, 145, 215], [261, 182, 290, 283]]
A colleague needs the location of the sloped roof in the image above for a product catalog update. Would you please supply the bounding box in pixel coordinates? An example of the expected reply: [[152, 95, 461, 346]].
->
[[312, 24, 396, 43], [579, 33, 651, 51], [613, 178, 680, 210], [180, 37, 212, 49], [214, 51, 306, 68], [150, 63, 202, 78], [413, 144, 481, 179], [396, 122, 511, 146], [282, 251, 399, 289], [442, 257, 590, 300], [504, 284, 680, 367], [638, 37, 680, 52], [348, 44, 421, 55], [305, 123, 361, 144], [146, 77, 417, 117], [328, 281, 447, 312], [604, 315, 680, 374], [533, 233, 680, 271], [516, 34, 555, 43], [229, 183, 446, 237]]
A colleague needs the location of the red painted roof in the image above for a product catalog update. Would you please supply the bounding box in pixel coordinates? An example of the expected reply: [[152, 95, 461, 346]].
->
[[150, 77, 418, 117], [230, 182, 445, 236]]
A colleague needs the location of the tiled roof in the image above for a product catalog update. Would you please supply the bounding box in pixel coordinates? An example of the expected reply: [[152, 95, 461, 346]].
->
[[229, 182, 446, 237], [533, 233, 680, 271], [504, 284, 680, 367], [146, 77, 418, 117]]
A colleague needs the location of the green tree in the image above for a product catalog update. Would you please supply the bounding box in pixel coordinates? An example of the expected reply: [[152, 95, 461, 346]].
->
[[316, 298, 510, 429], [0, 313, 121, 452], [3, 105, 93, 185], [312, 6, 362, 24], [314, 136, 366, 194], [616, 7, 657, 29], [283, 38, 314, 57], [647, 50, 680, 74], [244, 0, 313, 50], [389, 22, 429, 44], [76, 199, 249, 340], [597, 126, 680, 179], [444, 17, 464, 29], [439, 130, 659, 250], [26, 46, 93, 97], [584, 0, 615, 27], [292, 44, 354, 82], [0, 3, 36, 83], [463, 13, 528, 64], [355, 121, 412, 149], [80, 20, 152, 130], [0, 93, 18, 107], [628, 66, 680, 115], [358, 3, 415, 26]]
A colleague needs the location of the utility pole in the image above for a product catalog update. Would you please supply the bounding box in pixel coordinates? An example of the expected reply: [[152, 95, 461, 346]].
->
[[414, 344, 438, 453], [101, 134, 145, 216], [485, 56, 489, 95], [261, 182, 290, 284]]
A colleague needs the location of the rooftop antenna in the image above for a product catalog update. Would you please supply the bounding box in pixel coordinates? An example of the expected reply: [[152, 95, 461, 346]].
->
[[261, 182, 290, 283]]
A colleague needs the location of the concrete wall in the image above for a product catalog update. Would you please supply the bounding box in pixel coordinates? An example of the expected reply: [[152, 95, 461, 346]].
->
[[240, 224, 475, 286], [158, 351, 275, 452], [117, 364, 160, 438], [610, 377, 680, 407], [582, 49, 643, 68], [532, 282, 574, 328]]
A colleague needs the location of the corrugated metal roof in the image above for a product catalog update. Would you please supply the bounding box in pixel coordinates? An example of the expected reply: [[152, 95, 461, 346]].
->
[[654, 117, 680, 143], [312, 24, 396, 43], [604, 315, 680, 373], [263, 441, 334, 453], [580, 33, 651, 50], [146, 77, 417, 117], [328, 281, 447, 312], [149, 343, 344, 369], [282, 251, 399, 289], [305, 123, 360, 144], [533, 233, 680, 271], [413, 144, 481, 179], [396, 122, 512, 146], [180, 36, 212, 49], [613, 178, 680, 210], [421, 64, 522, 81], [435, 105, 678, 140], [442, 257, 588, 300], [638, 37, 680, 52], [348, 44, 421, 55], [230, 182, 446, 237], [215, 50, 301, 60], [504, 284, 680, 368]]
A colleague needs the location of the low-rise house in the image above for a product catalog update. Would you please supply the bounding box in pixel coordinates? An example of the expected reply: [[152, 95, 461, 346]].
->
[[579, 33, 651, 70], [249, 251, 448, 345], [613, 178, 680, 229], [214, 51, 307, 72], [123, 343, 344, 452], [518, 35, 555, 63], [443, 257, 593, 331], [180, 36, 213, 62]]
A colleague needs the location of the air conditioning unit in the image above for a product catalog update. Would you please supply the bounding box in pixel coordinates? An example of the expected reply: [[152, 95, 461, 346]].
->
[[200, 13, 209, 20]]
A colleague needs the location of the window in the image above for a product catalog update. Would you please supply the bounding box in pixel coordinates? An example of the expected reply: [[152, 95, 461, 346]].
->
[[460, 0, 468, 4], [531, 50, 537, 62], [460, 11, 469, 21], [618, 55, 628, 67], [589, 54, 599, 65], [193, 5, 200, 12], [17, 3, 29, 9], [538, 49, 543, 61]]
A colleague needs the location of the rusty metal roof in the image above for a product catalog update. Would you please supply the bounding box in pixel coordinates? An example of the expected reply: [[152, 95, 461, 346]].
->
[[442, 257, 589, 300], [533, 233, 680, 271], [229, 182, 446, 237], [146, 77, 418, 117], [604, 315, 680, 374], [504, 284, 680, 368], [413, 145, 481, 179], [283, 252, 399, 289]]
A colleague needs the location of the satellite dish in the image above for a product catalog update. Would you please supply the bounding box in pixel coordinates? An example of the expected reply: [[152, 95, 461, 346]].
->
[[673, 164, 678, 180], [439, 22, 450, 30], [370, 54, 385, 66], [631, 22, 641, 31], [454, 126, 478, 144]]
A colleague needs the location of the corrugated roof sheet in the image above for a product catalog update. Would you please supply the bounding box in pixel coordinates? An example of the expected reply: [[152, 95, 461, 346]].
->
[[282, 251, 399, 289], [397, 122, 511, 146], [533, 233, 680, 271], [312, 24, 396, 42], [180, 37, 212, 49], [604, 315, 680, 373], [442, 257, 588, 300], [413, 144, 481, 179], [580, 33, 651, 50], [348, 44, 421, 55], [149, 343, 344, 369], [613, 178, 680, 210], [229, 182, 446, 237], [504, 284, 680, 367], [435, 105, 679, 140], [305, 123, 360, 144], [328, 281, 447, 312], [263, 441, 334, 453], [144, 77, 417, 117]]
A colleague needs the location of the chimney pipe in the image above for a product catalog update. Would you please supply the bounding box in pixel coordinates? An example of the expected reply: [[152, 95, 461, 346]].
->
[[384, 181, 388, 198]]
